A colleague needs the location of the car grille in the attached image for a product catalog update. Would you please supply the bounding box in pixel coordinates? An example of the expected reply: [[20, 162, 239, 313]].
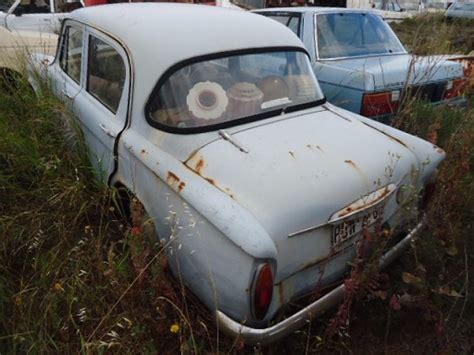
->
[[405, 82, 446, 102]]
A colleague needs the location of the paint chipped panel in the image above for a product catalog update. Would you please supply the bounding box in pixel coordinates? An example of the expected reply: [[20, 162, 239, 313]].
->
[[329, 183, 396, 221], [184, 152, 236, 200]]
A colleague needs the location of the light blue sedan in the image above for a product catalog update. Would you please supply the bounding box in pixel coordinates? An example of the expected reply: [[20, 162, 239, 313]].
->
[[255, 8, 466, 121]]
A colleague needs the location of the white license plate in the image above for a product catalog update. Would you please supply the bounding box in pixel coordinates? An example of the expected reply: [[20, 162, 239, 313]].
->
[[332, 205, 384, 246]]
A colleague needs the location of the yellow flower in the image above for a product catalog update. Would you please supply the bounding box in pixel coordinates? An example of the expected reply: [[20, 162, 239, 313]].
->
[[170, 323, 180, 334], [54, 282, 64, 292]]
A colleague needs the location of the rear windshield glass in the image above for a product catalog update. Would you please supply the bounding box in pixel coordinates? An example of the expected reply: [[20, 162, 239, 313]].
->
[[147, 50, 324, 131], [316, 13, 406, 59]]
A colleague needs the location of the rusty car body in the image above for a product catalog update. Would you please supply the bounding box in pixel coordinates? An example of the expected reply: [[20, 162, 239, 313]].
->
[[29, 3, 445, 345], [254, 8, 466, 121]]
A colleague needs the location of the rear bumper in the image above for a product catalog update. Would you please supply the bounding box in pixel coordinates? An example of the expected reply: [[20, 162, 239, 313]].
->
[[443, 96, 468, 109], [216, 219, 424, 346]]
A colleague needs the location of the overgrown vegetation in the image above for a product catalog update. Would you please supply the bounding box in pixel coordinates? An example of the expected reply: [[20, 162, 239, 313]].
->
[[0, 77, 202, 352], [391, 13, 474, 55], [1, 14, 473, 353]]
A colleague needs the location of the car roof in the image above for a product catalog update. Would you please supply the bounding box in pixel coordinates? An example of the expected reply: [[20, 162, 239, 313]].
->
[[69, 4, 306, 105], [254, 6, 376, 14], [70, 3, 305, 62]]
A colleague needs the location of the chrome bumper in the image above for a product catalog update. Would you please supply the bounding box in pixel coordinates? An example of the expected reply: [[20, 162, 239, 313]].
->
[[216, 220, 424, 346]]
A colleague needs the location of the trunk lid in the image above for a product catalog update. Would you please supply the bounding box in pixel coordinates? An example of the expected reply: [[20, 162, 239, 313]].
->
[[318, 54, 463, 92], [184, 107, 419, 281]]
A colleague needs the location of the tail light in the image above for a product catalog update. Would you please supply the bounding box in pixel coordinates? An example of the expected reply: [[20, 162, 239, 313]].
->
[[361, 90, 400, 117], [419, 181, 437, 211], [252, 263, 273, 320], [444, 78, 465, 100]]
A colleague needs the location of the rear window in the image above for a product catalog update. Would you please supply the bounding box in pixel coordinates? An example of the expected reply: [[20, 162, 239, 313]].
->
[[316, 12, 406, 59], [147, 50, 324, 132]]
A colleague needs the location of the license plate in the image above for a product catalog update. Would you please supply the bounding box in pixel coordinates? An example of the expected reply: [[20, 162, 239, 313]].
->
[[332, 205, 384, 246]]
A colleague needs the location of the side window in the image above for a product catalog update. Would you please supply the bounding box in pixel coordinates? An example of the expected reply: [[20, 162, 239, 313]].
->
[[87, 36, 126, 113], [59, 26, 83, 84], [14, 0, 51, 14], [287, 16, 300, 36], [267, 14, 300, 36]]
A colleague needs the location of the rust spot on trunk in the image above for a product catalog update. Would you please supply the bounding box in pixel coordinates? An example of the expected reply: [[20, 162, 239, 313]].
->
[[344, 159, 357, 168], [178, 181, 186, 192], [195, 158, 205, 174], [385, 133, 408, 148], [338, 186, 391, 218], [141, 149, 147, 154]]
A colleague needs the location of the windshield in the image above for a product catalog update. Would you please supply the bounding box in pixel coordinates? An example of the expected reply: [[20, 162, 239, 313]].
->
[[148, 50, 324, 131], [316, 13, 406, 59]]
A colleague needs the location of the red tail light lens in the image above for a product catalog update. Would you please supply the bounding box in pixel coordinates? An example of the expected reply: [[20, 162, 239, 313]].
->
[[253, 263, 273, 320], [444, 78, 465, 100], [361, 91, 400, 117]]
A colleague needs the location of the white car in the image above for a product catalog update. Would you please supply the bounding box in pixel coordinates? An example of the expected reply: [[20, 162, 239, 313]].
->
[[0, 0, 81, 33], [0, 25, 57, 80], [29, 3, 445, 345]]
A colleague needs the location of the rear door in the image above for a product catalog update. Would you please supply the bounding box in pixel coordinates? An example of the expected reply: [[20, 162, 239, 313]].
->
[[72, 27, 130, 182]]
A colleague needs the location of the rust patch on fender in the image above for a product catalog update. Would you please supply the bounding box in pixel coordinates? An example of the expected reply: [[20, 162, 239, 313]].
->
[[167, 171, 180, 184], [183, 154, 236, 200], [166, 171, 187, 193], [344, 159, 357, 168]]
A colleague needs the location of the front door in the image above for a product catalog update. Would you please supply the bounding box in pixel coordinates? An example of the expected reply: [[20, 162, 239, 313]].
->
[[72, 28, 129, 182]]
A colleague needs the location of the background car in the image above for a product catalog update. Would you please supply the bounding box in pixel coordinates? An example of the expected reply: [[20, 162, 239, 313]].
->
[[254, 8, 466, 121], [29, 3, 445, 345], [0, 25, 57, 82], [446, 1, 474, 19], [0, 0, 82, 33]]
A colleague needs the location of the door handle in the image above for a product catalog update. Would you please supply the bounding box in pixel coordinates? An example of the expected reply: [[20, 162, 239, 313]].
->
[[62, 90, 74, 100], [99, 123, 117, 138]]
